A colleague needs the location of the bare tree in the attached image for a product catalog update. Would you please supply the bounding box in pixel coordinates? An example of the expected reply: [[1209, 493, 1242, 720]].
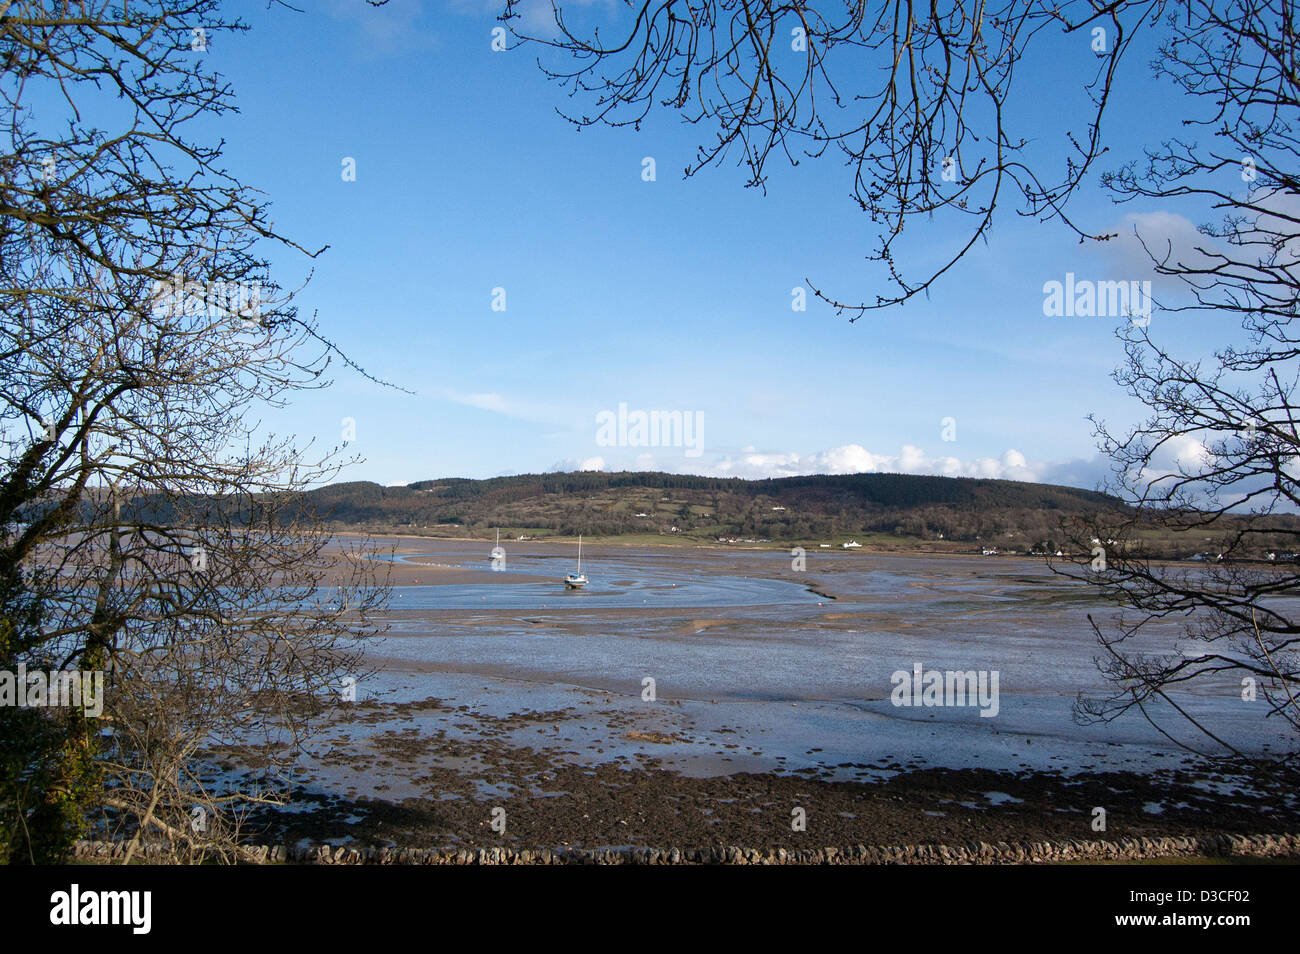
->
[[0, 1, 390, 862], [1058, 0, 1300, 760], [501, 0, 1148, 315]]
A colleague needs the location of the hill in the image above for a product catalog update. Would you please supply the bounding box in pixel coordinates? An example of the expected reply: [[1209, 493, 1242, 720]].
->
[[301, 471, 1126, 550]]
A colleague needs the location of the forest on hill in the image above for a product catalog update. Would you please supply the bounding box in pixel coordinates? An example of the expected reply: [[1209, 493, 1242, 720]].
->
[[38, 471, 1296, 558], [301, 471, 1128, 551]]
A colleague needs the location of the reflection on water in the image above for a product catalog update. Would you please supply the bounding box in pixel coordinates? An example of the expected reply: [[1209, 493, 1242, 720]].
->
[[380, 550, 825, 609]]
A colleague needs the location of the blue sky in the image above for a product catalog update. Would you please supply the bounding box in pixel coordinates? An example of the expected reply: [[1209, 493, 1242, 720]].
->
[[197, 0, 1244, 489]]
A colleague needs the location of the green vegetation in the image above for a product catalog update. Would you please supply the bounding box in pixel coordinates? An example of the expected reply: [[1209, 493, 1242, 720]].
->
[[300, 471, 1123, 548], [293, 472, 1300, 560]]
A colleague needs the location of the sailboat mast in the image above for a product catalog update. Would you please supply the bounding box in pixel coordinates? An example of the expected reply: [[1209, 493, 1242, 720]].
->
[[577, 534, 582, 572]]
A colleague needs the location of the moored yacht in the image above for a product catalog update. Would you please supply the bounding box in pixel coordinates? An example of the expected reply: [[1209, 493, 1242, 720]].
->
[[565, 534, 588, 589]]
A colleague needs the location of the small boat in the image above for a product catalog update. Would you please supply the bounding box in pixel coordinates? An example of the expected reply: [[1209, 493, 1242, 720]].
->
[[565, 534, 588, 589]]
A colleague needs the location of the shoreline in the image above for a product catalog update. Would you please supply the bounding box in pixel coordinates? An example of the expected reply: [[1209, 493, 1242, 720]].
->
[[332, 530, 1237, 578], [232, 752, 1300, 857]]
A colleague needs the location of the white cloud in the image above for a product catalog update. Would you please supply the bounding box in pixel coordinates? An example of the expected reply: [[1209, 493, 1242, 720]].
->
[[542, 442, 1120, 492], [324, 0, 437, 57], [1085, 194, 1300, 311], [1089, 211, 1219, 297], [693, 443, 1092, 484], [456, 391, 510, 414], [549, 456, 606, 472], [1131, 433, 1215, 492], [436, 388, 562, 425], [448, 0, 616, 37]]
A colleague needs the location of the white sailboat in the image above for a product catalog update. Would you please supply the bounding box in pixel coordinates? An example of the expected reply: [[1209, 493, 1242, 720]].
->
[[564, 534, 588, 589]]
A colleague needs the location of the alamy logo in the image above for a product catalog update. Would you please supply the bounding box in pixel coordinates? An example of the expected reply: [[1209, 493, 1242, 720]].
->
[[50, 884, 151, 934], [1042, 273, 1152, 324], [150, 273, 262, 322], [890, 663, 1000, 718], [595, 402, 703, 458], [0, 665, 103, 717]]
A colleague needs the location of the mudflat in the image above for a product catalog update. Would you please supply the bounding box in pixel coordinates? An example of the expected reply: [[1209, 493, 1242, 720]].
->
[[246, 534, 1300, 855]]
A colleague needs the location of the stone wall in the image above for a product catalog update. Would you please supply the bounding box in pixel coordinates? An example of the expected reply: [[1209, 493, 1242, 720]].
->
[[72, 832, 1300, 865]]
